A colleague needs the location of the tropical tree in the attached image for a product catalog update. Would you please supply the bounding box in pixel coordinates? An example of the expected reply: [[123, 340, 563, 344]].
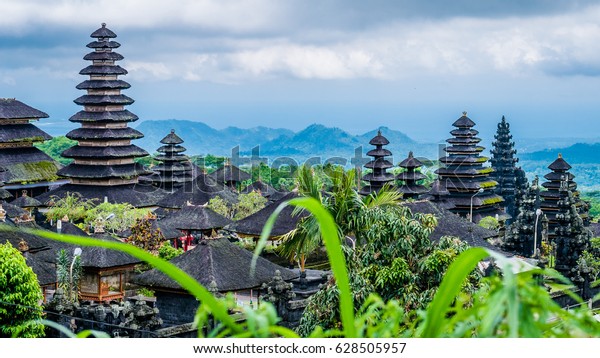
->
[[233, 192, 268, 220], [56, 249, 82, 303], [0, 242, 45, 337], [45, 192, 96, 223]]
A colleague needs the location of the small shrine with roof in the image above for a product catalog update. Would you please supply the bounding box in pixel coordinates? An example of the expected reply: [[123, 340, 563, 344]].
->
[[435, 112, 505, 222], [396, 151, 428, 200], [0, 98, 63, 197], [150, 129, 194, 191], [359, 130, 395, 195]]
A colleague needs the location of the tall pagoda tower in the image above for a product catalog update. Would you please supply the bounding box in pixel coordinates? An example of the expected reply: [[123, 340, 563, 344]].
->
[[436, 112, 505, 222], [489, 116, 521, 223], [36, 24, 161, 207], [359, 130, 395, 195], [396, 151, 428, 200], [540, 154, 590, 235], [150, 129, 193, 191], [0, 99, 63, 197]]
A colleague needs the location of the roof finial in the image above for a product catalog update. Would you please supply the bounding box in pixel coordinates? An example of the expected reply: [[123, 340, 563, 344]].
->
[[462, 111, 467, 116], [102, 23, 106, 28], [170, 129, 175, 134], [377, 129, 382, 136], [408, 151, 414, 158], [558, 153, 562, 159]]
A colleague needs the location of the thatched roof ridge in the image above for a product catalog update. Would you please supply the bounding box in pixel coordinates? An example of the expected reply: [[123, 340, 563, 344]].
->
[[133, 237, 298, 292], [0, 98, 49, 120]]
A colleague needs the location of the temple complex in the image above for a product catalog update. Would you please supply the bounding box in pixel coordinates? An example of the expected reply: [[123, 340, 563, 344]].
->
[[209, 162, 251, 190], [359, 130, 395, 195], [0, 99, 63, 197], [396, 151, 428, 200], [435, 112, 505, 222], [150, 130, 194, 191]]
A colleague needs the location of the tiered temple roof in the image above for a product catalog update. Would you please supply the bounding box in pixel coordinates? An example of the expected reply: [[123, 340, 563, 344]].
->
[[396, 151, 428, 199], [157, 173, 238, 210], [435, 112, 505, 222], [359, 130, 395, 195], [37, 24, 164, 207], [489, 116, 522, 223], [540, 154, 590, 235], [0, 99, 62, 196], [209, 163, 251, 190], [150, 130, 193, 191]]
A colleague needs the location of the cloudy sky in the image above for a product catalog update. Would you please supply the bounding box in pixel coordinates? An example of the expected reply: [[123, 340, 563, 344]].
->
[[2, 0, 600, 143]]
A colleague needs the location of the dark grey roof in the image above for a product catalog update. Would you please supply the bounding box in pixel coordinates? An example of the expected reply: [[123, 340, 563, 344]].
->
[[368, 130, 390, 146], [548, 154, 572, 171], [86, 40, 120, 49], [35, 183, 169, 208], [69, 110, 138, 123], [1, 203, 27, 217], [590, 222, 600, 237], [398, 151, 423, 168], [57, 162, 151, 179], [0, 124, 52, 143], [79, 65, 127, 76], [157, 174, 238, 209], [452, 113, 476, 128], [73, 94, 134, 106], [10, 193, 42, 208], [133, 237, 298, 292], [241, 180, 278, 197], [158, 204, 232, 232], [0, 98, 49, 120], [117, 219, 181, 240], [403, 200, 504, 253], [210, 165, 251, 183], [25, 254, 56, 286], [160, 130, 184, 145], [66, 127, 143, 140], [90, 23, 117, 38], [82, 52, 124, 61], [0, 147, 61, 185], [62, 145, 147, 159], [226, 192, 307, 237]]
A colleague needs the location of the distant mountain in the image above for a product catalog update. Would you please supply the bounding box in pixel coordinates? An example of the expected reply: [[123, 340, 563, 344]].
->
[[134, 119, 294, 156], [521, 143, 600, 164], [133, 120, 438, 165]]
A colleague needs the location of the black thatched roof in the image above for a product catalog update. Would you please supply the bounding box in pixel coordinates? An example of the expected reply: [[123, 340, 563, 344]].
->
[[0, 225, 51, 252], [548, 154, 572, 171], [1, 203, 27, 218], [158, 204, 231, 232], [79, 65, 127, 76], [160, 130, 184, 145], [35, 183, 169, 208], [10, 193, 42, 208], [241, 180, 278, 197], [66, 127, 143, 140], [69, 110, 138, 123], [86, 40, 120, 49], [62, 145, 147, 159], [210, 165, 251, 184], [157, 174, 238, 209], [117, 218, 180, 240], [133, 237, 298, 292], [0, 181, 12, 200], [0, 98, 49, 120], [91, 23, 117, 38], [0, 124, 52, 143], [452, 112, 476, 128], [403, 200, 504, 253], [57, 163, 150, 179], [82, 52, 124, 61], [25, 254, 56, 286], [0, 147, 61, 185], [73, 94, 134, 106], [226, 192, 306, 237], [399, 151, 423, 168]]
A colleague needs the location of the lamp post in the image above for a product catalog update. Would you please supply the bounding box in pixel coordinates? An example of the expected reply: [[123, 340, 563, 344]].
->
[[69, 247, 82, 302], [533, 208, 542, 258], [470, 188, 484, 223]]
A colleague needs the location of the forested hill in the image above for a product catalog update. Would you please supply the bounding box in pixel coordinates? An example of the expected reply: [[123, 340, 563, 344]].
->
[[134, 120, 438, 162], [520, 143, 600, 164]]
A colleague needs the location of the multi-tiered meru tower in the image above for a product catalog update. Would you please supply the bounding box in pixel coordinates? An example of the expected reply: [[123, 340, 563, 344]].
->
[[359, 130, 395, 195], [436, 112, 505, 223], [37, 24, 162, 207], [396, 151, 428, 200], [150, 130, 194, 191]]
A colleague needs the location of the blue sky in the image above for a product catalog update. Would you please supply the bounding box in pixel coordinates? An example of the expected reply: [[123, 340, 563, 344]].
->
[[1, 0, 600, 143]]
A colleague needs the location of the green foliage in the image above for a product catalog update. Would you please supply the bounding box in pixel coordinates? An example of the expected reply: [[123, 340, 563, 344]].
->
[[578, 237, 600, 282], [191, 154, 226, 173], [87, 202, 150, 234], [136, 287, 155, 298], [56, 249, 81, 303], [135, 155, 159, 168], [478, 216, 499, 230], [0, 242, 45, 338], [158, 243, 184, 261], [34, 136, 77, 165], [45, 192, 96, 223], [582, 191, 600, 221], [125, 218, 165, 254], [207, 196, 233, 219], [233, 192, 268, 220]]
